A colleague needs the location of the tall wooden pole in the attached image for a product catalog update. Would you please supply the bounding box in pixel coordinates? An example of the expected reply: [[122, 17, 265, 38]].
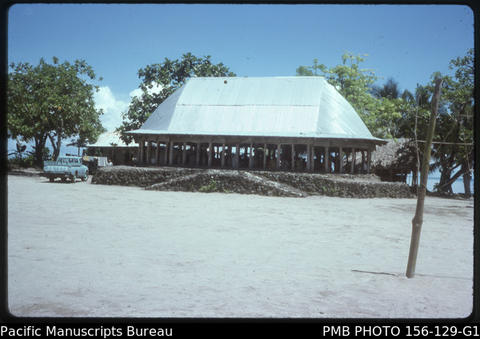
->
[[406, 78, 443, 278]]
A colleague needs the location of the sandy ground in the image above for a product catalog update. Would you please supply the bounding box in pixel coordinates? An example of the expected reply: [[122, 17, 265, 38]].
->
[[7, 175, 474, 318]]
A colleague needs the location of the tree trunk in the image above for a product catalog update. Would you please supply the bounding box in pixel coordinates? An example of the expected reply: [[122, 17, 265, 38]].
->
[[412, 170, 418, 188], [435, 164, 466, 195], [438, 168, 453, 194], [33, 134, 47, 168], [463, 166, 472, 198], [48, 131, 62, 161], [56, 130, 62, 160]]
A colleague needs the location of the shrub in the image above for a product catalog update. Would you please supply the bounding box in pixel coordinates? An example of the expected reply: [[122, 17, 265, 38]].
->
[[8, 155, 35, 169], [199, 179, 218, 193]]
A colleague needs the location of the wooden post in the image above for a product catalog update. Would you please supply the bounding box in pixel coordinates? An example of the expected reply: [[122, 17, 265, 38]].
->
[[406, 78, 443, 279], [164, 141, 169, 165], [221, 143, 226, 168], [311, 145, 315, 172], [361, 150, 365, 173], [367, 149, 371, 174], [249, 144, 254, 169], [306, 144, 312, 172], [226, 145, 231, 168], [235, 143, 240, 169], [146, 140, 152, 166], [142, 139, 147, 165], [182, 142, 187, 165], [351, 148, 355, 174], [208, 142, 213, 167], [339, 147, 343, 173], [169, 141, 174, 165], [155, 138, 160, 165], [138, 138, 144, 165], [291, 144, 295, 171], [325, 147, 329, 173], [263, 144, 267, 170], [196, 143, 200, 166], [276, 144, 281, 169]]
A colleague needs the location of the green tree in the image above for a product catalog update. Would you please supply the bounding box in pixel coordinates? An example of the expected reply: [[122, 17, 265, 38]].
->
[[395, 49, 473, 195], [118, 53, 236, 143], [396, 84, 435, 186], [8, 57, 105, 166], [430, 49, 474, 196], [296, 53, 401, 138], [371, 77, 400, 100], [297, 50, 473, 196]]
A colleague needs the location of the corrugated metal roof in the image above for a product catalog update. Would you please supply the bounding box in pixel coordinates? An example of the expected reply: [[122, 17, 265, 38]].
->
[[129, 76, 382, 142], [87, 131, 137, 148]]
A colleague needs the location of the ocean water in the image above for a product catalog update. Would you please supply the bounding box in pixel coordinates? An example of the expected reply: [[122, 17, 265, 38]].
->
[[407, 172, 474, 195], [7, 137, 82, 158]]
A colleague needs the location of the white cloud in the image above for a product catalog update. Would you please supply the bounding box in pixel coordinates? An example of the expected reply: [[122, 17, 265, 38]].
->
[[94, 86, 129, 132], [129, 88, 143, 98], [93, 83, 164, 132], [129, 83, 163, 98]]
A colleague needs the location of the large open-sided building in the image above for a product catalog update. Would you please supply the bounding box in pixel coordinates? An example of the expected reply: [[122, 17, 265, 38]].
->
[[127, 76, 386, 173]]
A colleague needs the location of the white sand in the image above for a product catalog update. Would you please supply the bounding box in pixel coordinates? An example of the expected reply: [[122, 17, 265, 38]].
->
[[7, 175, 474, 318]]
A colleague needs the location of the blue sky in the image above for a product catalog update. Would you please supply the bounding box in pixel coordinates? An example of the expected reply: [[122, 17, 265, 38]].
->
[[8, 3, 474, 137]]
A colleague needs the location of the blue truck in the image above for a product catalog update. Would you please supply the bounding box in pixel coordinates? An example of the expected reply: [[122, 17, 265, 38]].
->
[[43, 156, 89, 183]]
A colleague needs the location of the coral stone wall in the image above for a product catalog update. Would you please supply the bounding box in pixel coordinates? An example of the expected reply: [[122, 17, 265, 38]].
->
[[91, 166, 197, 186], [92, 166, 414, 198], [255, 172, 413, 198]]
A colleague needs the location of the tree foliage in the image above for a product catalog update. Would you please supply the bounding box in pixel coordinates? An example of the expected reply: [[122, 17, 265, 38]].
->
[[371, 77, 400, 100], [297, 49, 474, 195], [430, 49, 474, 195], [118, 53, 236, 143], [297, 53, 401, 138], [8, 57, 105, 166]]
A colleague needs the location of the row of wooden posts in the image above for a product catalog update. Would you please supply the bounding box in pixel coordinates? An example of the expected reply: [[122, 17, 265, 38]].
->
[[136, 139, 372, 174]]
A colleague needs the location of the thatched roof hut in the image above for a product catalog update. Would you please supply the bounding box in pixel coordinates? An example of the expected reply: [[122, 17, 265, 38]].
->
[[371, 138, 417, 182]]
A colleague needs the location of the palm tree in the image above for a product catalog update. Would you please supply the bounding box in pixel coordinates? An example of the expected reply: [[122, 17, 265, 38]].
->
[[371, 77, 400, 99]]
